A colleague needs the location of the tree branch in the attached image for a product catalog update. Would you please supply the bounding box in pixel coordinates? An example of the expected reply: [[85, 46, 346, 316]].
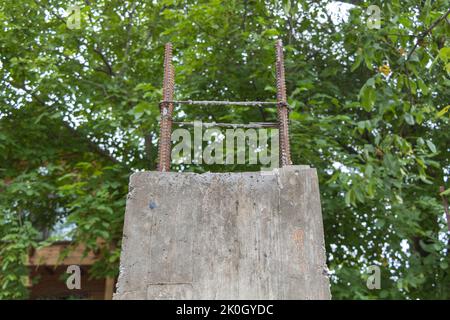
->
[[21, 87, 125, 167], [92, 47, 115, 76], [34, 0, 116, 77], [118, 1, 139, 78], [406, 7, 450, 62]]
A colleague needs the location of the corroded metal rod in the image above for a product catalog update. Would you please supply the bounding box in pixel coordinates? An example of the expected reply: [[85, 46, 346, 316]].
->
[[160, 100, 290, 108], [157, 43, 175, 172], [173, 121, 278, 129], [275, 39, 292, 166]]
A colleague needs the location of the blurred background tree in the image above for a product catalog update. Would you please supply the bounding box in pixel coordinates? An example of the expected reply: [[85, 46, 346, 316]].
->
[[0, 0, 449, 299]]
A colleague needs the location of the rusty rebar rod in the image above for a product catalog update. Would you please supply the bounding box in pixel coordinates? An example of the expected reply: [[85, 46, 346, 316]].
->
[[173, 121, 278, 129], [160, 100, 291, 109], [275, 39, 292, 166], [157, 43, 175, 172]]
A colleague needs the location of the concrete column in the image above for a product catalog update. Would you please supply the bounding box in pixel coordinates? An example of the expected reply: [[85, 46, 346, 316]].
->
[[114, 165, 330, 299]]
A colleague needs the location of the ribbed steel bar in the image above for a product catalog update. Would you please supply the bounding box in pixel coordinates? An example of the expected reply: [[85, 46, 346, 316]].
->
[[173, 121, 278, 129], [275, 40, 292, 167], [159, 100, 290, 108], [157, 43, 175, 172]]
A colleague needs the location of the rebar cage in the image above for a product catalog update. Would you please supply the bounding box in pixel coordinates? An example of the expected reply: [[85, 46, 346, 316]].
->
[[157, 40, 292, 172]]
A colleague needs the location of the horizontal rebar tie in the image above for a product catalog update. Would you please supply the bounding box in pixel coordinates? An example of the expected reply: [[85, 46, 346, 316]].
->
[[173, 121, 278, 129], [159, 100, 291, 109]]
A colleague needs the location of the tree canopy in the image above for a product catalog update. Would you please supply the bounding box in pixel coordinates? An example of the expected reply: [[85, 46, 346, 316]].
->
[[1, 0, 449, 299]]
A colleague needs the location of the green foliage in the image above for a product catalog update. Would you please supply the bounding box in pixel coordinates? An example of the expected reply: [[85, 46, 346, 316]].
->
[[0, 217, 38, 299], [0, 0, 449, 299]]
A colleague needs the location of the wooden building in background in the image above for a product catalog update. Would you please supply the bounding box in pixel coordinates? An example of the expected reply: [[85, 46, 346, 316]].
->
[[26, 241, 115, 300]]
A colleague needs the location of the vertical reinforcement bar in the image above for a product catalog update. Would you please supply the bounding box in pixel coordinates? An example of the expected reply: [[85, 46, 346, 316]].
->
[[157, 43, 175, 172], [275, 40, 292, 167]]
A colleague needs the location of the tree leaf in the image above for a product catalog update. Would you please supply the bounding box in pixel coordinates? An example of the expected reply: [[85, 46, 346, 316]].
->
[[426, 140, 436, 153]]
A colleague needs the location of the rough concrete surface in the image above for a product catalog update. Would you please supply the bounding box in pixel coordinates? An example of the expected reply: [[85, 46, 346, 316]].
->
[[114, 165, 331, 300]]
